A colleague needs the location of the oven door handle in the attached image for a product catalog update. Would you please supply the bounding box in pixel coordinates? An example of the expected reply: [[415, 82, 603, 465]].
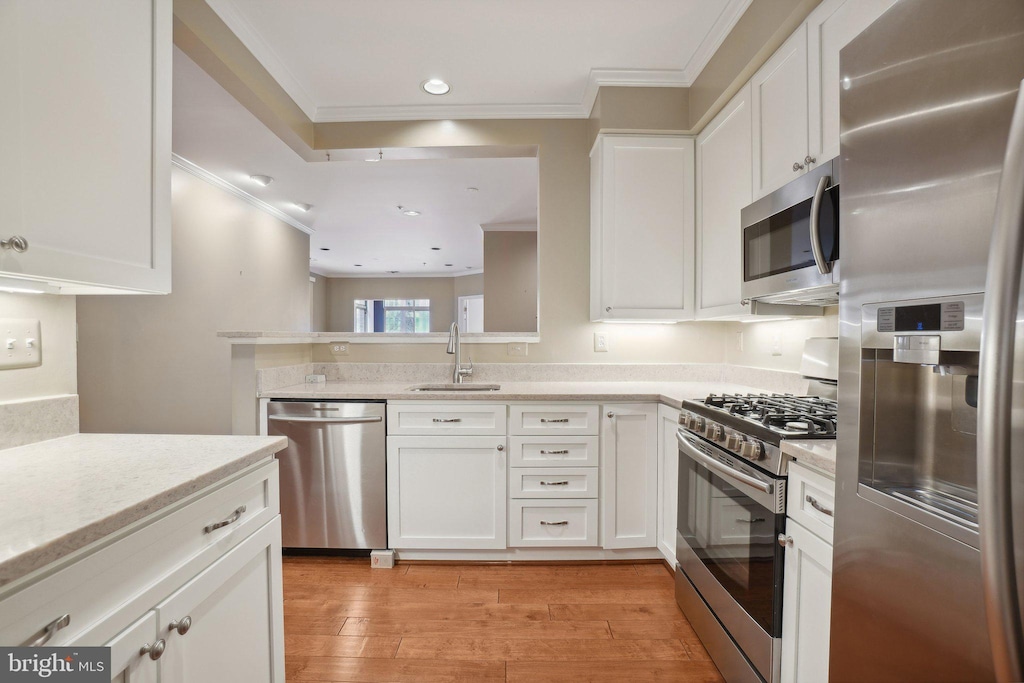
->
[[809, 174, 833, 275], [677, 431, 772, 495]]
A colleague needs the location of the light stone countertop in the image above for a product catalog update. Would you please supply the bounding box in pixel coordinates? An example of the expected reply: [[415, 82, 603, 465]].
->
[[0, 433, 286, 588], [261, 380, 767, 409], [782, 439, 838, 477]]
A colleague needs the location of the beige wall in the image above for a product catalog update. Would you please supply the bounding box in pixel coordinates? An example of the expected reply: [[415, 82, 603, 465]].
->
[[483, 231, 538, 332], [76, 168, 311, 435], [0, 292, 77, 402], [588, 86, 689, 144], [452, 273, 484, 324], [326, 277, 456, 333], [309, 273, 328, 332]]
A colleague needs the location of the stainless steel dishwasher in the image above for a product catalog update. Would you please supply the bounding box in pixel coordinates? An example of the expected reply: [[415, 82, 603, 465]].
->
[[267, 400, 386, 550]]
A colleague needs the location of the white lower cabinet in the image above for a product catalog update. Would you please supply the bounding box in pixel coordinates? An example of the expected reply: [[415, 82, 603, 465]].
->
[[387, 436, 507, 549], [510, 499, 599, 547], [781, 462, 836, 683], [601, 404, 659, 549], [657, 405, 680, 564], [107, 612, 159, 683]]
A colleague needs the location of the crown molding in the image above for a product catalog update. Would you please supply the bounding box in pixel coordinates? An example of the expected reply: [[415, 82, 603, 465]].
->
[[171, 154, 315, 235], [315, 269, 484, 279], [204, 0, 319, 120], [681, 0, 753, 82]]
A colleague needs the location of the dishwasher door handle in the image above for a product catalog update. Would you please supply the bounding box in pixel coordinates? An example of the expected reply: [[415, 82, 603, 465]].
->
[[267, 415, 383, 425]]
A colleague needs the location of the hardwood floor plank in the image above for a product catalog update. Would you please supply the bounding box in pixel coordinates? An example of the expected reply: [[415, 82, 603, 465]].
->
[[500, 587, 673, 604], [406, 564, 640, 579], [284, 614, 347, 636], [395, 637, 689, 661], [459, 574, 670, 590], [633, 562, 673, 577], [286, 655, 506, 682], [285, 599, 552, 621], [549, 603, 686, 621], [340, 617, 611, 639], [284, 571, 460, 589], [607, 619, 713, 659], [506, 659, 725, 682], [285, 634, 401, 658], [283, 585, 499, 604]]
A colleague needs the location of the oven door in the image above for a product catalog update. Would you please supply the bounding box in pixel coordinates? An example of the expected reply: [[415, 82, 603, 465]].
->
[[675, 430, 785, 681], [740, 161, 839, 302]]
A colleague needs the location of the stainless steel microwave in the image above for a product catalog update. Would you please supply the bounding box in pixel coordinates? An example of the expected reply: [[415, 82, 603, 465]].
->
[[740, 159, 840, 307]]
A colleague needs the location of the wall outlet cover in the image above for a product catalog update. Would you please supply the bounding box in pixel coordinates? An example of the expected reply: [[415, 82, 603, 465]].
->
[[507, 342, 528, 357], [305, 374, 326, 384], [330, 342, 349, 355], [594, 332, 610, 352], [0, 319, 41, 370]]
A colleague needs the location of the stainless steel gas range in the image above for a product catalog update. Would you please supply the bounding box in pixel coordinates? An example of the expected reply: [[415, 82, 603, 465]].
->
[[674, 393, 837, 683]]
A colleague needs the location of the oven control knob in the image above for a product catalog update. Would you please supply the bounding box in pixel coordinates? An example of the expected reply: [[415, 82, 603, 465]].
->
[[741, 441, 766, 461], [705, 423, 724, 442], [687, 415, 705, 432], [726, 434, 743, 451]]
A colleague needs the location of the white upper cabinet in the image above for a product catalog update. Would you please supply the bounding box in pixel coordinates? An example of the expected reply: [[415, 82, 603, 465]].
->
[[696, 83, 753, 319], [0, 0, 171, 294], [590, 135, 695, 322], [751, 26, 810, 199], [807, 0, 897, 163]]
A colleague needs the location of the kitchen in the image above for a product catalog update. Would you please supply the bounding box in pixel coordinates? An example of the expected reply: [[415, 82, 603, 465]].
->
[[0, 1, 1021, 682]]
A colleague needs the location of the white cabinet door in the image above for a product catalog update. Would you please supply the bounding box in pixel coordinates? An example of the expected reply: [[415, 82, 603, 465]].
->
[[0, 0, 171, 294], [590, 136, 695, 322], [752, 26, 810, 199], [107, 611, 159, 683], [156, 518, 285, 683], [601, 404, 658, 549], [387, 436, 507, 549], [781, 519, 834, 683], [656, 405, 680, 564], [807, 0, 896, 162], [696, 83, 754, 319]]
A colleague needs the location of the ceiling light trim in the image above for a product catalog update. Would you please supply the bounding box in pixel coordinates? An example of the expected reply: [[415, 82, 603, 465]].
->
[[204, 0, 320, 119], [172, 154, 315, 236]]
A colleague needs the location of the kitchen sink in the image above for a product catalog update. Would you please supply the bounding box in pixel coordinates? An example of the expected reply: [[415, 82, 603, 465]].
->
[[407, 383, 501, 392]]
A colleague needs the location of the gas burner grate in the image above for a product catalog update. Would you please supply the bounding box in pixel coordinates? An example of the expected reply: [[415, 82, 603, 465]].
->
[[701, 393, 838, 437]]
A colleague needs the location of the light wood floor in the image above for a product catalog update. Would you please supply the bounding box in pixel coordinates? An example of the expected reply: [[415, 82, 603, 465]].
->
[[283, 557, 725, 682]]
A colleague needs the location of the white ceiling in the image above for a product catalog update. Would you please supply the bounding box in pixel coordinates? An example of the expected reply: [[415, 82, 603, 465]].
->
[[205, 0, 751, 121], [173, 48, 538, 277]]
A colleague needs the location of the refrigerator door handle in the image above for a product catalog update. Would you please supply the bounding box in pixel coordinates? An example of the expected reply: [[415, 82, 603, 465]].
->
[[979, 79, 1024, 683]]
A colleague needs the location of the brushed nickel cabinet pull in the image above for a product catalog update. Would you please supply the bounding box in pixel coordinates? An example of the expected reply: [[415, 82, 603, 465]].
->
[[168, 616, 192, 636], [432, 418, 462, 423], [204, 505, 246, 534], [805, 495, 834, 517], [540, 481, 570, 486], [540, 449, 570, 455], [140, 640, 166, 661], [23, 614, 70, 647], [540, 418, 569, 423], [1, 235, 28, 252], [540, 520, 569, 526]]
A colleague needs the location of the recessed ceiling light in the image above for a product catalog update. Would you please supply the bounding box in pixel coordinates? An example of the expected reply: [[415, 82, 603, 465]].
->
[[320, 247, 330, 251], [295, 203, 314, 212], [354, 264, 363, 267], [466, 187, 479, 192], [403, 210, 421, 217], [466, 266, 473, 269], [444, 263, 453, 267], [431, 247, 441, 251], [388, 270, 400, 274], [249, 174, 273, 187], [421, 79, 451, 96]]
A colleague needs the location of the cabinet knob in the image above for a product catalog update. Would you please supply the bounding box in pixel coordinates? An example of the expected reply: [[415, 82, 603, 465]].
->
[[168, 615, 192, 636], [140, 639, 166, 661], [496, 444, 505, 451], [804, 155, 817, 165], [607, 411, 615, 418], [0, 235, 28, 253], [792, 161, 805, 172], [777, 533, 794, 548]]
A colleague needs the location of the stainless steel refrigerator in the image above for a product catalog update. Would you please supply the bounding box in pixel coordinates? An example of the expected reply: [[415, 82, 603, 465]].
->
[[833, 1, 1024, 681]]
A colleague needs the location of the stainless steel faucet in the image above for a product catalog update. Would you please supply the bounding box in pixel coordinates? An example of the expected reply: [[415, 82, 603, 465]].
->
[[447, 322, 473, 383]]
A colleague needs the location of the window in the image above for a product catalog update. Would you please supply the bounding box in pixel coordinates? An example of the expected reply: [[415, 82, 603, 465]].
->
[[354, 299, 430, 333]]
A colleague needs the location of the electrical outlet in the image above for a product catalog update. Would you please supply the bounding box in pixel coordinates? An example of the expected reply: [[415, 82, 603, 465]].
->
[[771, 335, 782, 357], [594, 332, 610, 352], [330, 342, 349, 356], [0, 319, 41, 370], [305, 374, 326, 384], [507, 342, 528, 357]]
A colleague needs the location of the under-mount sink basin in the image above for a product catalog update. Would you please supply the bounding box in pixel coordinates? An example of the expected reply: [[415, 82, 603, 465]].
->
[[407, 383, 501, 392]]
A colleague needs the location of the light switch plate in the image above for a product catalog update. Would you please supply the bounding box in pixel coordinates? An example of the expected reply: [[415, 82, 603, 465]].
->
[[0, 319, 41, 370], [507, 342, 528, 357]]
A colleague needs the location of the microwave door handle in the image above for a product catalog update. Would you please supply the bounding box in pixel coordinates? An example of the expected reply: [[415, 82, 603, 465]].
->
[[676, 431, 772, 495], [809, 174, 832, 275], [979, 80, 1024, 683]]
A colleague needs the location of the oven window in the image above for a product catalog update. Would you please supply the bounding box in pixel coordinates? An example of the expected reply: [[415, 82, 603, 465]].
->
[[744, 186, 838, 282], [677, 454, 785, 636]]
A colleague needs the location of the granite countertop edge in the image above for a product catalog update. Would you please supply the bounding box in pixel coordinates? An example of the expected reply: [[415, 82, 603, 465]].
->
[[781, 439, 838, 477], [0, 434, 287, 590]]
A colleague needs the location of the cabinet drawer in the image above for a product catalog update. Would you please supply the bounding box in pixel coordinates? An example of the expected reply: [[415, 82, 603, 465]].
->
[[0, 461, 278, 648], [510, 500, 599, 547], [510, 436, 599, 467], [788, 461, 836, 544], [509, 404, 599, 436], [510, 468, 598, 499], [387, 403, 507, 436]]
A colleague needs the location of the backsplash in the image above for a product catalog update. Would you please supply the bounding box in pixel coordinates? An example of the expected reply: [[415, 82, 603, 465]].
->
[[0, 395, 79, 451]]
